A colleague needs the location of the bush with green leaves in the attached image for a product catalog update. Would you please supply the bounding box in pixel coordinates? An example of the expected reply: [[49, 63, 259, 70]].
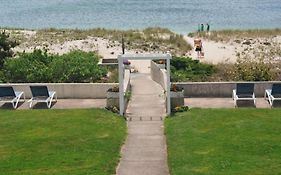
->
[[50, 51, 106, 83], [0, 70, 5, 83], [170, 57, 215, 82], [214, 44, 281, 81], [234, 58, 274, 81], [3, 49, 52, 82], [3, 50, 107, 83], [0, 31, 18, 68]]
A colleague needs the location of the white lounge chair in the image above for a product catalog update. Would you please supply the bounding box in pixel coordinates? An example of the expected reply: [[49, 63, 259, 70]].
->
[[264, 83, 281, 107], [233, 83, 256, 107], [0, 86, 25, 109], [28, 86, 57, 108]]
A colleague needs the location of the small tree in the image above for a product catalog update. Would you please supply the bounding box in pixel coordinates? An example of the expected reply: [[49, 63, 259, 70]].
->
[[0, 31, 17, 68]]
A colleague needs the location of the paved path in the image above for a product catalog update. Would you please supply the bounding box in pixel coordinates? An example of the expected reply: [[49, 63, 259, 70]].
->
[[185, 98, 278, 108], [116, 73, 169, 175], [0, 99, 106, 110]]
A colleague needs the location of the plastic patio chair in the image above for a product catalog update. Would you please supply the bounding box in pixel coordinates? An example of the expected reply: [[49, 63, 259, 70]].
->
[[0, 86, 25, 109], [232, 83, 256, 107], [28, 86, 57, 108], [264, 83, 281, 107]]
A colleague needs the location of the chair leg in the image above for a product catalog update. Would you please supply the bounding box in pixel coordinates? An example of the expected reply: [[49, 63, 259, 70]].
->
[[29, 101, 33, 109], [12, 92, 25, 109], [47, 92, 56, 108], [268, 96, 273, 108], [14, 97, 21, 109], [47, 101, 52, 108], [12, 101, 17, 109]]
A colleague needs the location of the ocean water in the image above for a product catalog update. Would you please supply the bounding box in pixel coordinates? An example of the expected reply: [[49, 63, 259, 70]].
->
[[0, 0, 280, 33]]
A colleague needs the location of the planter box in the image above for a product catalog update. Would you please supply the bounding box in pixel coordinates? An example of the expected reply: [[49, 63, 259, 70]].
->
[[106, 91, 120, 108], [170, 90, 184, 109], [106, 91, 130, 111]]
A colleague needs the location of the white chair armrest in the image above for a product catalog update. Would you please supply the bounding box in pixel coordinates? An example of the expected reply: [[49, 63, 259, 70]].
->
[[232, 89, 237, 99]]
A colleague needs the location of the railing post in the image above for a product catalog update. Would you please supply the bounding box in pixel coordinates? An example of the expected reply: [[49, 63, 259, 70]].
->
[[166, 54, 171, 115], [118, 55, 124, 115]]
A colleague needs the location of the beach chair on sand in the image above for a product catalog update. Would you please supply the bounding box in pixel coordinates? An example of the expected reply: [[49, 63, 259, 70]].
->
[[232, 83, 256, 107], [0, 86, 25, 109], [264, 83, 281, 107], [28, 86, 57, 109]]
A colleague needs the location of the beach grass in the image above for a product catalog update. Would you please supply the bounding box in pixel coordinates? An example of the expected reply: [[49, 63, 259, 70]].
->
[[189, 28, 281, 42], [3, 27, 192, 56], [0, 109, 126, 175], [165, 108, 281, 175]]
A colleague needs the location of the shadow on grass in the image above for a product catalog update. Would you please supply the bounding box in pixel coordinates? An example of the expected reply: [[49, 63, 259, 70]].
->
[[236, 101, 256, 108], [0, 101, 25, 109], [270, 100, 281, 108], [31, 101, 57, 109]]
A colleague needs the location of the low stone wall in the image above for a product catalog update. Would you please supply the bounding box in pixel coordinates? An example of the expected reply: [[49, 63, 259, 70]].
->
[[150, 61, 167, 90], [0, 70, 130, 99], [0, 83, 118, 99], [175, 82, 280, 97]]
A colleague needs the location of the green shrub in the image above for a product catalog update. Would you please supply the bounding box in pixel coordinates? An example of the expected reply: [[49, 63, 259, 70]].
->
[[0, 31, 18, 68], [171, 57, 215, 82], [214, 45, 281, 81], [0, 70, 5, 83], [234, 57, 274, 81], [3, 49, 52, 82], [2, 50, 107, 83], [50, 51, 106, 83]]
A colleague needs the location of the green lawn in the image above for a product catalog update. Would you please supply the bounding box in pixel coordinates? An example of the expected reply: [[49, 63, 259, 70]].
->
[[0, 109, 126, 175], [165, 109, 281, 175]]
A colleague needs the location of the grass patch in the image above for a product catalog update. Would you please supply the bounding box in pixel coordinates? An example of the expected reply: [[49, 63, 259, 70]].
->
[[189, 28, 281, 42], [165, 109, 281, 175], [0, 109, 126, 175]]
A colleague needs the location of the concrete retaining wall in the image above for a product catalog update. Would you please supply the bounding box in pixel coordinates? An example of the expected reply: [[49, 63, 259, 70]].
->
[[0, 70, 130, 99], [175, 82, 280, 97], [0, 83, 118, 99], [150, 61, 167, 90]]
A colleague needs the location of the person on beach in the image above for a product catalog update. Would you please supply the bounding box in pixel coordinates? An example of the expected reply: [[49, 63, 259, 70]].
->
[[206, 23, 210, 32], [200, 24, 204, 32], [206, 23, 210, 36], [194, 38, 203, 58]]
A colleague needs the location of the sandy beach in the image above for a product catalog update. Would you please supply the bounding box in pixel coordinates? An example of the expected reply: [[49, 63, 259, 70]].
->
[[6, 29, 281, 67], [184, 33, 281, 64], [184, 36, 238, 64]]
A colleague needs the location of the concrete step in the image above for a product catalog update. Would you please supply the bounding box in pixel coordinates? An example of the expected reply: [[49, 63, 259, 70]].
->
[[126, 116, 164, 121]]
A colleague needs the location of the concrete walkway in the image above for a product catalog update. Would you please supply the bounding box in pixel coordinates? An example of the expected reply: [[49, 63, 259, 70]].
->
[[2, 97, 276, 110], [116, 73, 169, 175], [185, 98, 280, 108]]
